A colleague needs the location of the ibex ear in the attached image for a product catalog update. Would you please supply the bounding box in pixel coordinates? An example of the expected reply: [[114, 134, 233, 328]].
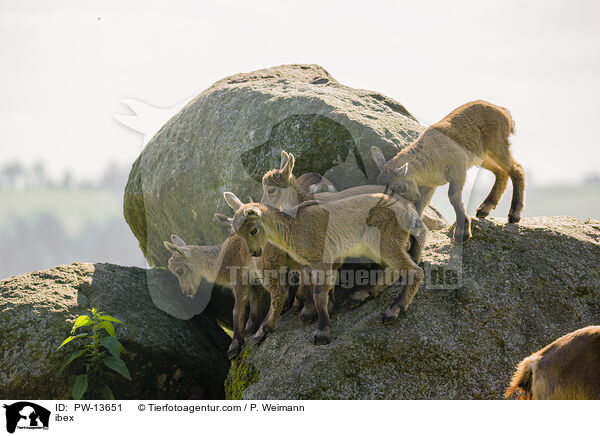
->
[[164, 241, 188, 257], [394, 162, 408, 177], [171, 234, 187, 247], [223, 192, 244, 211], [244, 206, 262, 218], [281, 153, 295, 180], [280, 151, 289, 170], [214, 213, 232, 227], [370, 146, 387, 171]]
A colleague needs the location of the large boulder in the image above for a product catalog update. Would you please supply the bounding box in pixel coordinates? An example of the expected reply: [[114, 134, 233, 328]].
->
[[0, 263, 231, 400], [124, 63, 445, 270], [225, 217, 600, 399]]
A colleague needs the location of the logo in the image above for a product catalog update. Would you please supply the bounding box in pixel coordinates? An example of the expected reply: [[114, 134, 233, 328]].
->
[[3, 402, 50, 434]]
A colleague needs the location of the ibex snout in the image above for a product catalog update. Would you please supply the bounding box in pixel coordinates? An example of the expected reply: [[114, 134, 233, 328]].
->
[[252, 247, 263, 257]]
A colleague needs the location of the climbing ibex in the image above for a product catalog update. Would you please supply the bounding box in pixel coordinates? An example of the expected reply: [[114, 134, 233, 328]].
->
[[223, 190, 427, 346], [505, 326, 600, 400], [371, 100, 525, 242]]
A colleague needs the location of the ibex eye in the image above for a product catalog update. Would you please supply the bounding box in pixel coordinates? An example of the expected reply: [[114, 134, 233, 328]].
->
[[176, 268, 185, 276], [250, 228, 258, 236], [267, 187, 276, 194]]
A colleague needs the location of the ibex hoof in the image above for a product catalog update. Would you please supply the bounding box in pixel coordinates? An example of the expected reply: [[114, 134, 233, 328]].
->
[[508, 215, 521, 224], [475, 208, 490, 218], [381, 310, 398, 324], [313, 329, 331, 345], [228, 341, 242, 360], [252, 331, 267, 346]]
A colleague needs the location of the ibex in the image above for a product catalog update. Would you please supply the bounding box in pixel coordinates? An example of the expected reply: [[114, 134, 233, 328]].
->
[[505, 326, 600, 400], [165, 172, 334, 357], [223, 190, 427, 345], [165, 232, 316, 357], [164, 234, 262, 359], [261, 150, 427, 287], [371, 100, 525, 242]]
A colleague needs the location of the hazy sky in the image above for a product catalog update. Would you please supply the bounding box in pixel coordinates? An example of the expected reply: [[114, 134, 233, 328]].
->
[[1, 0, 599, 185]]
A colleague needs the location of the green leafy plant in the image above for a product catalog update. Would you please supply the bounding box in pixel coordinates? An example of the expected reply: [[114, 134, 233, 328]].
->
[[57, 308, 131, 400]]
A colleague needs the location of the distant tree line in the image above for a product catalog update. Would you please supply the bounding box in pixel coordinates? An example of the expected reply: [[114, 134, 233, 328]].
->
[[0, 213, 145, 280], [0, 161, 130, 191]]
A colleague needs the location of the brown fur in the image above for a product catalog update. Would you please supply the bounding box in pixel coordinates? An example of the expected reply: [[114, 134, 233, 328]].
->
[[224, 190, 427, 345], [506, 326, 600, 400], [372, 100, 525, 242]]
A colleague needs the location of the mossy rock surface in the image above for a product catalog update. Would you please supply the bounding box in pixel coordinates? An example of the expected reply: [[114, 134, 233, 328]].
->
[[0, 263, 230, 399], [124, 63, 446, 273], [226, 217, 600, 399]]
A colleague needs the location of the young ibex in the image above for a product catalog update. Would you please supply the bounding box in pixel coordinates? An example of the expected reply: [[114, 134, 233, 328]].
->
[[262, 150, 427, 283], [371, 100, 525, 242], [505, 326, 600, 400], [164, 234, 263, 359], [164, 170, 336, 357], [223, 190, 427, 345], [165, 232, 314, 357]]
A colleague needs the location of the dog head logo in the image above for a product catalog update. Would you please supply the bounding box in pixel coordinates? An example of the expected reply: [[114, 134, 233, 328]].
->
[[3, 402, 50, 434]]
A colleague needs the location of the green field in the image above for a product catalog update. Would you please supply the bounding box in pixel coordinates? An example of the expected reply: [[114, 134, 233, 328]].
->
[[0, 189, 124, 236]]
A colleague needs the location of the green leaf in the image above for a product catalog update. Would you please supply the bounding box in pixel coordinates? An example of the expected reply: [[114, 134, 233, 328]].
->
[[71, 374, 88, 400], [119, 343, 128, 354], [57, 333, 87, 350], [58, 336, 74, 350], [97, 314, 124, 324], [57, 349, 86, 374], [91, 308, 98, 316], [103, 356, 131, 380], [100, 385, 115, 400], [71, 315, 93, 332], [99, 336, 120, 358], [96, 320, 115, 337]]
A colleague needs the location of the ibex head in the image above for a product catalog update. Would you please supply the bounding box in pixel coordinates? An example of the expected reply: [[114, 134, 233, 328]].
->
[[163, 235, 202, 297], [224, 192, 267, 257], [260, 150, 299, 210], [371, 146, 420, 202]]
